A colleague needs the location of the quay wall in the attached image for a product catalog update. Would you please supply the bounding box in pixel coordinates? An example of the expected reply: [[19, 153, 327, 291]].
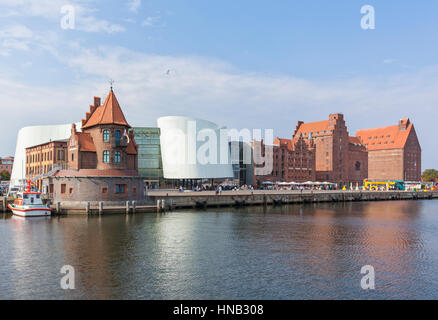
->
[[2, 191, 438, 214], [147, 190, 438, 210]]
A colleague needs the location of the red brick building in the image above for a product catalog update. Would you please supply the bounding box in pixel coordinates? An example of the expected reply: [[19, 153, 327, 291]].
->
[[0, 156, 14, 177], [253, 135, 316, 184], [292, 114, 368, 185], [43, 89, 145, 204], [25, 140, 68, 190], [356, 118, 421, 181]]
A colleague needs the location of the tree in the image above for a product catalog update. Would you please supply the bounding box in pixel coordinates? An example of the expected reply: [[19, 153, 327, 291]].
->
[[422, 169, 438, 182], [0, 171, 11, 181], [0, 171, 10, 181]]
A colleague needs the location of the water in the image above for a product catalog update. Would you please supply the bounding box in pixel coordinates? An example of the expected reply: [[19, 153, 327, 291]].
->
[[1, 200, 438, 300]]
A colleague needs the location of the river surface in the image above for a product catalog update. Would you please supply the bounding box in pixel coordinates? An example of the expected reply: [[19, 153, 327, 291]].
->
[[1, 200, 438, 300]]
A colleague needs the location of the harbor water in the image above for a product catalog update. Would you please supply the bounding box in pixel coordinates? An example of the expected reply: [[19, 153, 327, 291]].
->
[[1, 200, 438, 299]]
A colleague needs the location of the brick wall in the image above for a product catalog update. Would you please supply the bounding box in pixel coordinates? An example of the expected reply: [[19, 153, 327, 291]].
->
[[368, 149, 404, 180], [43, 176, 145, 203]]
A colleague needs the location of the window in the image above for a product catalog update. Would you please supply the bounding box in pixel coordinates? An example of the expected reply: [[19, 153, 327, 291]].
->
[[115, 130, 121, 145], [61, 184, 66, 194], [115, 184, 126, 194], [103, 151, 110, 163], [355, 161, 361, 171], [71, 153, 74, 161], [69, 187, 73, 194], [102, 187, 108, 194], [115, 151, 121, 163], [103, 130, 110, 142]]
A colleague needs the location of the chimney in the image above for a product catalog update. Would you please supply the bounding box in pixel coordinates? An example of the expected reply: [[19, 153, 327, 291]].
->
[[94, 96, 101, 108], [398, 118, 410, 131], [71, 123, 77, 137]]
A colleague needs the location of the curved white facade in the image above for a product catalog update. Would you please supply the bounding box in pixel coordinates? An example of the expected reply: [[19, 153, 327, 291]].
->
[[157, 116, 233, 179], [10, 123, 80, 189]]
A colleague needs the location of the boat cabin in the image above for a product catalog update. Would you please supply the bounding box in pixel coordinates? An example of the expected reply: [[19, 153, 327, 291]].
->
[[14, 192, 43, 206]]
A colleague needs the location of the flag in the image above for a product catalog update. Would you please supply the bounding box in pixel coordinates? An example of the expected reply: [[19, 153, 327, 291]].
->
[[123, 129, 130, 144]]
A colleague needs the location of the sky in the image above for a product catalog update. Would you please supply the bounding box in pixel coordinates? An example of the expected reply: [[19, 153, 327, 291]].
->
[[0, 0, 437, 168]]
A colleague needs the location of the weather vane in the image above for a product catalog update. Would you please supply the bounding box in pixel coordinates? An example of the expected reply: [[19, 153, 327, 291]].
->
[[109, 79, 114, 91]]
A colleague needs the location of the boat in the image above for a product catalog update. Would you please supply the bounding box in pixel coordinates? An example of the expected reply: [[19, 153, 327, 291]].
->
[[7, 181, 52, 217]]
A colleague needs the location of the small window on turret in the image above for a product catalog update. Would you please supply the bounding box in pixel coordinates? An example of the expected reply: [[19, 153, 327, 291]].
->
[[103, 130, 110, 142]]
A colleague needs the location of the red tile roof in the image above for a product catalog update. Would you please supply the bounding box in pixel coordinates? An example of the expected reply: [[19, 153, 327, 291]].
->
[[125, 139, 138, 155], [274, 137, 293, 150], [348, 136, 362, 145], [356, 120, 413, 151], [75, 132, 96, 152], [82, 90, 130, 129], [295, 120, 330, 137]]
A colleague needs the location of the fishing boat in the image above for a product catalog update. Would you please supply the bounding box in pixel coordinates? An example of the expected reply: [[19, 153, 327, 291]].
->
[[7, 181, 52, 217]]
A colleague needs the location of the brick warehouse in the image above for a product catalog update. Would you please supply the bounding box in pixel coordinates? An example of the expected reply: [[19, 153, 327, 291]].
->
[[356, 118, 421, 181], [292, 114, 368, 185], [25, 140, 68, 190], [42, 88, 145, 205], [253, 135, 316, 185]]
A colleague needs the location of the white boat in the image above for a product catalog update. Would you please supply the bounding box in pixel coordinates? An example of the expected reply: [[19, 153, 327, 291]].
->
[[8, 181, 52, 217]]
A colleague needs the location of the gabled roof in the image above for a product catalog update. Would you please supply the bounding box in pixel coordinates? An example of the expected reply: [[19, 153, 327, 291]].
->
[[125, 139, 138, 155], [274, 137, 293, 150], [82, 90, 130, 129], [75, 132, 96, 152], [356, 120, 413, 151]]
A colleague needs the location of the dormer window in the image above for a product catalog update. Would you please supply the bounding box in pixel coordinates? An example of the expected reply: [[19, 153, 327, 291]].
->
[[103, 130, 110, 142]]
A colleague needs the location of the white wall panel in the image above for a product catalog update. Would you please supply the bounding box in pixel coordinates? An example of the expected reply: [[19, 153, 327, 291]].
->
[[157, 116, 233, 179]]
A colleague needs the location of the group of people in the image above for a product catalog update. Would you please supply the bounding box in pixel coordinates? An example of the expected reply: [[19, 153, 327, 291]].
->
[[177, 184, 256, 194]]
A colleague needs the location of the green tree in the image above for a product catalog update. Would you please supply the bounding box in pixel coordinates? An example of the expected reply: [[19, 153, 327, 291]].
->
[[422, 169, 438, 182], [0, 171, 10, 181]]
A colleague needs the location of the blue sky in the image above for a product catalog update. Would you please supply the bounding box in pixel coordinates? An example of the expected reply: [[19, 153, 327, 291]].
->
[[0, 0, 437, 168]]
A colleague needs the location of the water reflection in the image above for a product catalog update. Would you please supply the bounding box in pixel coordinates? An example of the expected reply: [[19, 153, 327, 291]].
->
[[1, 200, 438, 299]]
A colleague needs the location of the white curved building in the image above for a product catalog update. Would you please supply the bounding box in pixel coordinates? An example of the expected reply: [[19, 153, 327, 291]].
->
[[10, 123, 80, 189], [157, 116, 233, 179]]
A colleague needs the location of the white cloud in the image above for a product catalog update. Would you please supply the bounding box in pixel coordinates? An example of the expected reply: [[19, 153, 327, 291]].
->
[[142, 16, 161, 27], [0, 24, 33, 54], [0, 0, 126, 34], [76, 15, 125, 33], [128, 0, 141, 13], [383, 59, 394, 64], [0, 43, 437, 168]]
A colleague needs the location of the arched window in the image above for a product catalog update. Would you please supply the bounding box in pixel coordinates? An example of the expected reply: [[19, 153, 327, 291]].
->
[[115, 130, 121, 146], [103, 130, 110, 142], [103, 151, 110, 163], [115, 151, 121, 163]]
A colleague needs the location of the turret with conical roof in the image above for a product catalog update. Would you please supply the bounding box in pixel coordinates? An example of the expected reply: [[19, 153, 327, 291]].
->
[[67, 89, 138, 171], [82, 89, 130, 129]]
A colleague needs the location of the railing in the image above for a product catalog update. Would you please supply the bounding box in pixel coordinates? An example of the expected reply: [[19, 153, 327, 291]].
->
[[31, 163, 67, 182]]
